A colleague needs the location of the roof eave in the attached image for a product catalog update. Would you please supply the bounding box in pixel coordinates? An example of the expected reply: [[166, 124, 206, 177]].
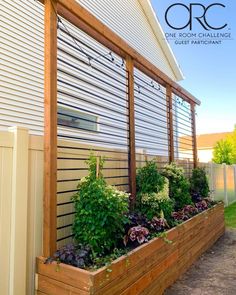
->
[[138, 0, 184, 82]]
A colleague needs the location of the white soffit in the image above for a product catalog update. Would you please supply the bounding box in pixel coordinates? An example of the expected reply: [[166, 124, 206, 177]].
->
[[138, 0, 185, 81]]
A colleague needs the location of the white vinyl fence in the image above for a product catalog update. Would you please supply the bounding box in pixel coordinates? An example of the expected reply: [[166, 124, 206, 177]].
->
[[201, 162, 236, 206], [0, 128, 43, 295], [0, 127, 235, 295]]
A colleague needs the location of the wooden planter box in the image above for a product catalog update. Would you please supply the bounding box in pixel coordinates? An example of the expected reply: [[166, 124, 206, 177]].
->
[[36, 203, 225, 295]]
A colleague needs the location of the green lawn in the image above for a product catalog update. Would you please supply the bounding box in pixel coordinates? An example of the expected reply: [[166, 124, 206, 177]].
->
[[224, 202, 236, 228]]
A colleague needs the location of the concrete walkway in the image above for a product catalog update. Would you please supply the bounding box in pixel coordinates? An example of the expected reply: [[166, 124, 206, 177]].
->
[[165, 229, 236, 295]]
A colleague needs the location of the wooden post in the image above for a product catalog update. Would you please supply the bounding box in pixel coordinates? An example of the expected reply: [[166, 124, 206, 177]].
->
[[166, 85, 174, 163], [126, 56, 136, 209], [191, 103, 198, 168], [44, 0, 58, 257]]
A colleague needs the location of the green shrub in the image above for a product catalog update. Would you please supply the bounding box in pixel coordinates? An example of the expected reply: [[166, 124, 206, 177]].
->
[[161, 163, 192, 210], [136, 160, 165, 194], [136, 161, 174, 220], [190, 167, 210, 198], [72, 155, 129, 255]]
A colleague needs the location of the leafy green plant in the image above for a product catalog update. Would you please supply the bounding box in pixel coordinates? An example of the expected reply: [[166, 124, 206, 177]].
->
[[140, 192, 174, 221], [136, 160, 165, 194], [72, 155, 129, 255], [92, 247, 129, 271], [190, 167, 210, 200], [161, 163, 192, 210], [136, 161, 174, 220]]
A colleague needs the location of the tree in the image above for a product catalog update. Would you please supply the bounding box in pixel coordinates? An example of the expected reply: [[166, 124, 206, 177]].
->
[[212, 126, 236, 164], [213, 139, 233, 164], [228, 127, 236, 163]]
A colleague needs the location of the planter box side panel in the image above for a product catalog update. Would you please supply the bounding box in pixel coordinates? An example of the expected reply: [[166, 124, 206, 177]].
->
[[36, 203, 225, 295], [36, 257, 93, 295], [101, 204, 225, 295], [134, 203, 225, 295]]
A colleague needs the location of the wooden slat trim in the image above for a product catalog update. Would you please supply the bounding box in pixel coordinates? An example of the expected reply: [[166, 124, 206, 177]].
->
[[37, 257, 93, 291], [38, 274, 89, 295], [120, 250, 179, 295], [38, 0, 200, 106], [43, 0, 58, 257], [36, 204, 224, 294]]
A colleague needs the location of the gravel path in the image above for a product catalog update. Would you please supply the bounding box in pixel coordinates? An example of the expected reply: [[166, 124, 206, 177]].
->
[[165, 229, 236, 295]]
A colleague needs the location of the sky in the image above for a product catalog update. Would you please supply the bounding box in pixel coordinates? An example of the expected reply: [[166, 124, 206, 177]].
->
[[151, 0, 236, 135]]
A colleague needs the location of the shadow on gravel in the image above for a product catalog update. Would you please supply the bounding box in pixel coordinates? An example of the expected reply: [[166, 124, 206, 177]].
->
[[165, 229, 236, 295]]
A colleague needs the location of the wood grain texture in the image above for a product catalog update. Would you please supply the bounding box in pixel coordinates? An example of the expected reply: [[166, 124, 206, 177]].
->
[[37, 257, 93, 292], [38, 274, 89, 295], [44, 0, 58, 257], [38, 0, 200, 105], [36, 203, 224, 295]]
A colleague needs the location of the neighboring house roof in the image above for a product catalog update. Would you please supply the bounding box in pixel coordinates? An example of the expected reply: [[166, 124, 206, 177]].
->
[[196, 132, 232, 149], [138, 0, 184, 81], [179, 132, 232, 150]]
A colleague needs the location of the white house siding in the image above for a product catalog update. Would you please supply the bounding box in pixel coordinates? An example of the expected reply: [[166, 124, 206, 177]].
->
[[0, 0, 177, 137], [0, 0, 44, 134], [57, 20, 129, 149], [78, 0, 176, 80]]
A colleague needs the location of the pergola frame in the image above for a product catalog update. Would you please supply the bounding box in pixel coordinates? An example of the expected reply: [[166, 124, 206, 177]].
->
[[41, 0, 200, 257]]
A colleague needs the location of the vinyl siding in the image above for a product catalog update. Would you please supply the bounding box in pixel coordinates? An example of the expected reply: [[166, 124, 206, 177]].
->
[[0, 0, 44, 134], [0, 0, 176, 135], [78, 0, 176, 80]]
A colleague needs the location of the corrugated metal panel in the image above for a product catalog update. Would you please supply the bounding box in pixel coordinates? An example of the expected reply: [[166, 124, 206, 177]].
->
[[0, 0, 176, 135]]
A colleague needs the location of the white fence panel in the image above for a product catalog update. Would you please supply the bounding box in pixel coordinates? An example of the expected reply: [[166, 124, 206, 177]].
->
[[0, 131, 13, 295], [205, 162, 236, 206]]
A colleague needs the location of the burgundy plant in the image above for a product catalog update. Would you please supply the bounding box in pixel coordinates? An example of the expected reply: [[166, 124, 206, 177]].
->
[[126, 212, 149, 228], [48, 244, 92, 269], [124, 226, 149, 246], [195, 200, 208, 212], [172, 211, 189, 221], [203, 197, 216, 207], [182, 205, 198, 217], [148, 216, 169, 232]]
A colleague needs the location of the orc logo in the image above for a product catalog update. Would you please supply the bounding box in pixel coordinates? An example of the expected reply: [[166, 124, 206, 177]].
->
[[165, 3, 227, 30]]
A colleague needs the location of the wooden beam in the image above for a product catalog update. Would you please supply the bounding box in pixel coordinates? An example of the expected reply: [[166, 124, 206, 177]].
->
[[43, 0, 58, 257], [54, 0, 200, 106], [191, 103, 198, 168], [126, 57, 136, 209], [56, 4, 125, 59], [38, 0, 200, 105], [166, 85, 174, 163]]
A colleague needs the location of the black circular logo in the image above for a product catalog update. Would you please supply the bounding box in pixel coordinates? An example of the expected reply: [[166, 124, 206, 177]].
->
[[165, 3, 228, 31]]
